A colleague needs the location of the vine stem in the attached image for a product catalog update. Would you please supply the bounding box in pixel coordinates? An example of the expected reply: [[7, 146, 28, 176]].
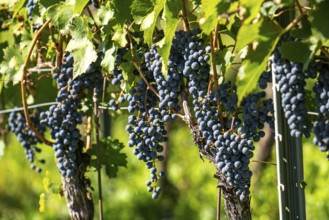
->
[[125, 28, 160, 98], [21, 19, 53, 146], [217, 179, 221, 220], [181, 0, 190, 31], [209, 32, 223, 124], [93, 89, 104, 220], [295, 0, 304, 15], [282, 9, 306, 35], [56, 34, 63, 69]]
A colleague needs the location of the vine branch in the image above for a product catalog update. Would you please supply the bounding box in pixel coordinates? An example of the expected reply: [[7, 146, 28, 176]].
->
[[181, 0, 190, 31], [21, 19, 53, 146]]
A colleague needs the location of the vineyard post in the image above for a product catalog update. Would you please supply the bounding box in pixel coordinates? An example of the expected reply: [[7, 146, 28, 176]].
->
[[272, 62, 306, 220]]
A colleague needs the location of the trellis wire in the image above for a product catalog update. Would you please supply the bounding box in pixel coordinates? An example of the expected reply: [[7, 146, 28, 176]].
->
[[0, 103, 129, 115], [0, 103, 319, 116]]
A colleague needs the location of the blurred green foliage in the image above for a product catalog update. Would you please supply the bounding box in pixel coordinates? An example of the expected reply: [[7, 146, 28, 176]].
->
[[0, 114, 329, 219]]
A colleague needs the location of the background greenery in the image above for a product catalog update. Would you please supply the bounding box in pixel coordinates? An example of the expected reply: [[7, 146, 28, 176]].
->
[[1, 111, 328, 220]]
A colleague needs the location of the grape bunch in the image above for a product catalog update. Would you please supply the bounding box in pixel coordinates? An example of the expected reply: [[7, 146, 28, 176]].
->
[[8, 109, 45, 172], [176, 29, 210, 101], [40, 53, 103, 177], [111, 46, 129, 86], [26, 0, 37, 19], [126, 71, 166, 199], [215, 131, 254, 201], [312, 63, 329, 154], [124, 29, 271, 201], [271, 50, 314, 138], [239, 92, 274, 141], [258, 71, 272, 89], [145, 45, 182, 121]]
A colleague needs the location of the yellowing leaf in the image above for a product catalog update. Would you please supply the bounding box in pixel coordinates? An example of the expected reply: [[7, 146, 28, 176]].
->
[[141, 11, 155, 30], [39, 193, 45, 213]]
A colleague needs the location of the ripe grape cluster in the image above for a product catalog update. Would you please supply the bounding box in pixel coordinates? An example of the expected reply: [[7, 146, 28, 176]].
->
[[215, 132, 254, 201], [258, 71, 272, 89], [312, 63, 329, 154], [26, 0, 37, 19], [123, 29, 274, 201], [126, 75, 166, 199], [145, 45, 182, 121], [172, 30, 257, 201], [177, 29, 210, 101], [271, 50, 315, 138], [240, 92, 274, 141], [111, 46, 129, 86], [40, 53, 103, 177], [8, 110, 45, 173]]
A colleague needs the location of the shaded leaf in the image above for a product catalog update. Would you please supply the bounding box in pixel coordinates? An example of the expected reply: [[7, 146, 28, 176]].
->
[[88, 137, 128, 179], [240, 0, 263, 23], [131, 0, 154, 24], [309, 0, 329, 41], [279, 40, 320, 70], [236, 18, 282, 105], [110, 0, 133, 25]]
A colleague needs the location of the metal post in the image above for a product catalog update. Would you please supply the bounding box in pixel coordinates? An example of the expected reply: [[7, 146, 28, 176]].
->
[[272, 68, 306, 220]]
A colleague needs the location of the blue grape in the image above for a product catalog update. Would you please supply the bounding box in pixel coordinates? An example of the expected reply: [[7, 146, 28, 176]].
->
[[41, 52, 103, 177], [312, 63, 329, 155], [8, 109, 46, 172]]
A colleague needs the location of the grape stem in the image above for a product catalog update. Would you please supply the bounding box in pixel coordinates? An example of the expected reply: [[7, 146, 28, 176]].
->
[[282, 9, 307, 35], [125, 28, 160, 98], [320, 48, 329, 60], [21, 19, 53, 146], [295, 0, 304, 16], [56, 34, 63, 69], [209, 32, 223, 124]]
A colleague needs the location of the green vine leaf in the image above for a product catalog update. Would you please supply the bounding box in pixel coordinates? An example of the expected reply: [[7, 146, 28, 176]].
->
[[88, 137, 128, 179], [236, 18, 282, 105], [157, 0, 181, 76], [11, 0, 26, 18], [112, 25, 128, 47], [101, 46, 116, 73], [73, 0, 89, 14], [143, 0, 166, 45], [45, 3, 74, 32], [279, 40, 321, 70], [0, 45, 24, 86], [200, 0, 230, 34], [240, 0, 264, 23], [131, 0, 154, 24], [110, 0, 133, 25], [69, 15, 92, 40], [96, 5, 115, 25], [309, 0, 329, 41], [66, 38, 97, 79]]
